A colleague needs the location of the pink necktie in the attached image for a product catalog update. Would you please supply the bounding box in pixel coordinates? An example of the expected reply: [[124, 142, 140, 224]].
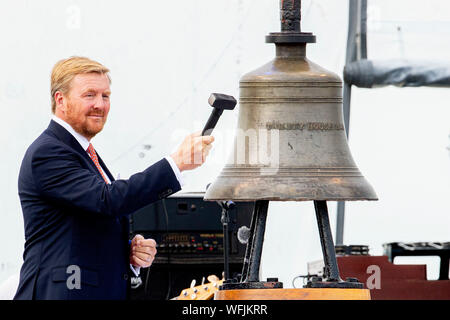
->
[[86, 143, 109, 183]]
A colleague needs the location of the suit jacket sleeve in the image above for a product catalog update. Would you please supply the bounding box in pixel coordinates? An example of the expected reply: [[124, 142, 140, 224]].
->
[[31, 141, 181, 218]]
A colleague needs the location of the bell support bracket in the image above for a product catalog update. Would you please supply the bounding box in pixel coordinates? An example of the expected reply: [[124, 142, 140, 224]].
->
[[306, 201, 364, 289]]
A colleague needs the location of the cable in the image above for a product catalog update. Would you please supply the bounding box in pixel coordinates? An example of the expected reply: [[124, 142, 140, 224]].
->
[[161, 198, 172, 300]]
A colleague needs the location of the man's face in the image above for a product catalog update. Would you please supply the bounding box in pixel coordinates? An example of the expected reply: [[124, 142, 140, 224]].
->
[[60, 73, 111, 140]]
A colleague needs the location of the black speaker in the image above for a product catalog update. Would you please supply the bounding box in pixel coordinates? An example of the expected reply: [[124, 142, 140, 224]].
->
[[128, 192, 254, 300]]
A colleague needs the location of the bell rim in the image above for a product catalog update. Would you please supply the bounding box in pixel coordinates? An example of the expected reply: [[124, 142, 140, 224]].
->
[[204, 184, 378, 202]]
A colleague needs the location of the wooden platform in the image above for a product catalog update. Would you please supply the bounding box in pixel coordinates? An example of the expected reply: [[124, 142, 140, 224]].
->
[[214, 288, 371, 300]]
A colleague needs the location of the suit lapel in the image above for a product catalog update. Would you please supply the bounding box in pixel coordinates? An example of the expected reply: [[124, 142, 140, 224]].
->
[[46, 120, 112, 182], [97, 153, 115, 182]]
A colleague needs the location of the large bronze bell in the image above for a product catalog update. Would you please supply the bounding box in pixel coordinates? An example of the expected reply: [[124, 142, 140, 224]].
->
[[205, 0, 377, 292], [204, 22, 376, 202]]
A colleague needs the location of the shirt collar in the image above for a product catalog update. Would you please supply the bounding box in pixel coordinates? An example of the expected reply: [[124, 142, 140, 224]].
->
[[52, 115, 91, 151]]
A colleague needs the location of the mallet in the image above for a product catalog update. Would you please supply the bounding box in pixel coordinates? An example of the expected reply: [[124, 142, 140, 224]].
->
[[201, 93, 237, 136]]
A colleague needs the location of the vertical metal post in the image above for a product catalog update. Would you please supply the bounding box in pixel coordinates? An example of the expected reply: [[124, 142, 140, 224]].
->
[[245, 200, 269, 282], [221, 206, 230, 281], [307, 201, 363, 288], [360, 0, 368, 59], [336, 0, 368, 245], [314, 201, 341, 281], [335, 198, 346, 245], [240, 202, 257, 282]]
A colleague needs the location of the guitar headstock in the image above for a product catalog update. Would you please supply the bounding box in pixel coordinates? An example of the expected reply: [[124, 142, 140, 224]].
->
[[175, 275, 224, 300]]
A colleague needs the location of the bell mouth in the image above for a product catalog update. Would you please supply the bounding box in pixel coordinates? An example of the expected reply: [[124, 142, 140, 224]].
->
[[204, 165, 378, 202]]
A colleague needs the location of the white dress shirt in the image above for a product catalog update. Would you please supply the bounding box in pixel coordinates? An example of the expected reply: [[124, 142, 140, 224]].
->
[[51, 115, 184, 276]]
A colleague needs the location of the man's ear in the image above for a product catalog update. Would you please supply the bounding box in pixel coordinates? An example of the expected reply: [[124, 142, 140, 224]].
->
[[54, 91, 66, 113]]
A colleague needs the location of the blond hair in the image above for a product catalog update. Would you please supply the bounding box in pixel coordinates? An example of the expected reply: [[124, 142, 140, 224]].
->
[[50, 56, 111, 113]]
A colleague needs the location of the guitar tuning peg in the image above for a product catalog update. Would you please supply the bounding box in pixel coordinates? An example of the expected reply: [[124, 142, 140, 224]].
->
[[207, 275, 219, 283], [202, 277, 208, 291], [190, 279, 196, 288], [182, 290, 187, 296], [222, 271, 225, 280], [191, 293, 197, 299]]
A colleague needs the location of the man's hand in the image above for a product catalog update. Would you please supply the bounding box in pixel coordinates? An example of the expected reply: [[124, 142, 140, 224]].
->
[[130, 234, 157, 268], [170, 131, 214, 172]]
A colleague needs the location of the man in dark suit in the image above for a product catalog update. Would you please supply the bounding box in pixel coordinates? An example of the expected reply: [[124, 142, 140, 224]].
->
[[14, 56, 214, 299]]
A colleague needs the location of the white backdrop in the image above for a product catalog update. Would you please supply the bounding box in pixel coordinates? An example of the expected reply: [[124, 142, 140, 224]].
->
[[0, 0, 449, 295]]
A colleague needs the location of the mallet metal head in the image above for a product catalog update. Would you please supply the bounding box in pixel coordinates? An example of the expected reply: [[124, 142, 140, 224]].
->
[[208, 93, 237, 110]]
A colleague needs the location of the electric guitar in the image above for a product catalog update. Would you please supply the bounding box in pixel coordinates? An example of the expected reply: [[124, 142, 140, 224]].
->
[[172, 275, 224, 300]]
